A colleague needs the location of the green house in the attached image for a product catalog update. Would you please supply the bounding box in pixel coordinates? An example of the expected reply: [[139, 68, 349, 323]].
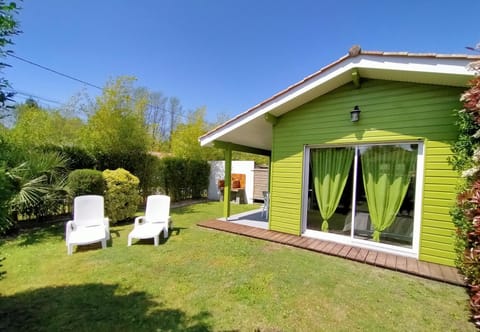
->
[[200, 48, 480, 267]]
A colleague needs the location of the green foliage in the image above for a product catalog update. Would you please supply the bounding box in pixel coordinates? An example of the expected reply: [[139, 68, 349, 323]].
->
[[134, 153, 163, 198], [187, 159, 210, 199], [7, 151, 69, 220], [102, 168, 141, 224], [233, 151, 269, 165], [0, 0, 20, 120], [41, 145, 96, 170], [95, 150, 159, 196], [67, 169, 105, 197], [10, 103, 84, 147], [158, 157, 210, 201], [81, 76, 149, 156], [170, 107, 223, 160], [450, 68, 480, 326], [449, 110, 480, 172], [0, 164, 14, 233]]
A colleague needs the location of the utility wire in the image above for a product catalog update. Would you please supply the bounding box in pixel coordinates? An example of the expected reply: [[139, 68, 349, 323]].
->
[[11, 90, 64, 106], [7, 53, 103, 90], [6, 53, 190, 120]]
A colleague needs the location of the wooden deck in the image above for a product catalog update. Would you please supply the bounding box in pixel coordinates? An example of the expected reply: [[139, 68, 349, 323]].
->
[[197, 219, 465, 286]]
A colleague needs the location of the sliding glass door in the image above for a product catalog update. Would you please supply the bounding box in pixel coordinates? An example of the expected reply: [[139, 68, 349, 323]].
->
[[305, 143, 421, 251]]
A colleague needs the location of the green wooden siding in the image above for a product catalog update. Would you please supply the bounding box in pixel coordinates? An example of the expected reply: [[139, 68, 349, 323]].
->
[[269, 79, 463, 266]]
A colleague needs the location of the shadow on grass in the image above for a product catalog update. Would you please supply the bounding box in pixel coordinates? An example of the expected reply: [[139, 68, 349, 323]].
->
[[0, 283, 212, 331], [9, 222, 65, 247]]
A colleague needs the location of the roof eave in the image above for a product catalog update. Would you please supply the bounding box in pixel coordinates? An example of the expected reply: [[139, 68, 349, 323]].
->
[[199, 51, 479, 148]]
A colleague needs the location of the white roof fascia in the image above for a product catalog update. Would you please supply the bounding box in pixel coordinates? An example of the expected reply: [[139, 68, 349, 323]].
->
[[354, 55, 474, 76], [200, 55, 475, 147], [200, 59, 356, 146]]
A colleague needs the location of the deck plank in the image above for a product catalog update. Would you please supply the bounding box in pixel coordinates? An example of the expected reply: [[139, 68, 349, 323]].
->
[[395, 256, 407, 272], [385, 254, 397, 270], [365, 250, 378, 264], [197, 219, 465, 286]]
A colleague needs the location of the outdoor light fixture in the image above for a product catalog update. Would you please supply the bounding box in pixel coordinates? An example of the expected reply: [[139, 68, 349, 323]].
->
[[350, 105, 361, 122]]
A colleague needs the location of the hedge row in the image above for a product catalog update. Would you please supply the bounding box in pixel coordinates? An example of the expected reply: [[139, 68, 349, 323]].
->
[[158, 157, 210, 202]]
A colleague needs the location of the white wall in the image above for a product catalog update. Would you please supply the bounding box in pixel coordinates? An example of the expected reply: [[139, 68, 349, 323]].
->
[[208, 160, 255, 204]]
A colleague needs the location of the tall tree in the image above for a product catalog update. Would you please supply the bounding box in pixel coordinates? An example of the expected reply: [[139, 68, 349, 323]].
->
[[166, 97, 183, 150], [171, 107, 222, 160], [142, 89, 168, 148], [0, 1, 20, 120], [82, 76, 149, 154]]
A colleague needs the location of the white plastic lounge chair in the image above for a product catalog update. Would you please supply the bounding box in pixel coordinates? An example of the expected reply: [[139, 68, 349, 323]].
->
[[66, 195, 110, 255], [128, 195, 172, 246]]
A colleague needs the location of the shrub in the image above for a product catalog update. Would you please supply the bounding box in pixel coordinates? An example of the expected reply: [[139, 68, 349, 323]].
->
[[103, 168, 141, 224], [450, 73, 480, 327], [8, 151, 69, 221], [67, 169, 105, 197]]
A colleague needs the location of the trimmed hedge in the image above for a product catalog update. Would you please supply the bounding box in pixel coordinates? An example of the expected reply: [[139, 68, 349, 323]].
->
[[67, 169, 105, 197], [103, 168, 141, 224], [158, 157, 210, 202], [95, 150, 162, 198]]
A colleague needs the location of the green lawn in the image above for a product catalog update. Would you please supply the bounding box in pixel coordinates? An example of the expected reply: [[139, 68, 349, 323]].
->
[[0, 202, 474, 331]]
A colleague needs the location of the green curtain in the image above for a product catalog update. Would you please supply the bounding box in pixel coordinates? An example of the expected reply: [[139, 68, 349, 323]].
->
[[311, 148, 354, 232], [360, 145, 416, 242]]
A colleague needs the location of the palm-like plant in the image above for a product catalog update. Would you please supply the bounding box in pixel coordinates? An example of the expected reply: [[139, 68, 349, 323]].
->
[[7, 151, 69, 221]]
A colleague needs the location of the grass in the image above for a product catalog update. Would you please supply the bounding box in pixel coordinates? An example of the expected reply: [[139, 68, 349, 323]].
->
[[0, 202, 475, 331]]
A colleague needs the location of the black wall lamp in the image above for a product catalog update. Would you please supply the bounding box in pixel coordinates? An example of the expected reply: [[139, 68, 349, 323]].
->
[[350, 105, 361, 122]]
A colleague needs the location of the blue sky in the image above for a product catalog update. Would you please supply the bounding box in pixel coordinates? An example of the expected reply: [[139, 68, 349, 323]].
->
[[4, 0, 480, 122]]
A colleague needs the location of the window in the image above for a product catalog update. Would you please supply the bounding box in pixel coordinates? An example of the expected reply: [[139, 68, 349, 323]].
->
[[305, 143, 421, 252]]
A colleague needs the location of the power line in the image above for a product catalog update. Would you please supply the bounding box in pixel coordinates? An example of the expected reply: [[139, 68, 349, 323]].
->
[[6, 53, 191, 120], [12, 90, 64, 106], [7, 53, 103, 90]]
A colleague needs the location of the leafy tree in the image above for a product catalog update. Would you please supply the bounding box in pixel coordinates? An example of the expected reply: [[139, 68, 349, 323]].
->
[[81, 76, 149, 160], [166, 97, 183, 150], [10, 102, 84, 147], [171, 107, 222, 160], [0, 0, 20, 232], [0, 1, 20, 120], [142, 89, 168, 148]]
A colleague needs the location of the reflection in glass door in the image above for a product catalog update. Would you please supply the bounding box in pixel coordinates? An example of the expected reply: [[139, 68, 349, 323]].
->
[[306, 143, 419, 249]]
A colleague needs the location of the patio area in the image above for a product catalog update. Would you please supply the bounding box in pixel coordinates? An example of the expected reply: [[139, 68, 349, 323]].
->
[[219, 208, 269, 229], [199, 209, 465, 286]]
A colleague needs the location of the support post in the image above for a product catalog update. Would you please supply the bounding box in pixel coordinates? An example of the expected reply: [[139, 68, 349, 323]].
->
[[352, 69, 361, 88], [223, 145, 232, 219]]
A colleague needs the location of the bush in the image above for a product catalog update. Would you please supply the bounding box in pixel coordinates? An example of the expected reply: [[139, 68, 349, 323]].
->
[[67, 169, 105, 197], [450, 74, 480, 327], [158, 157, 210, 201], [103, 168, 141, 224]]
